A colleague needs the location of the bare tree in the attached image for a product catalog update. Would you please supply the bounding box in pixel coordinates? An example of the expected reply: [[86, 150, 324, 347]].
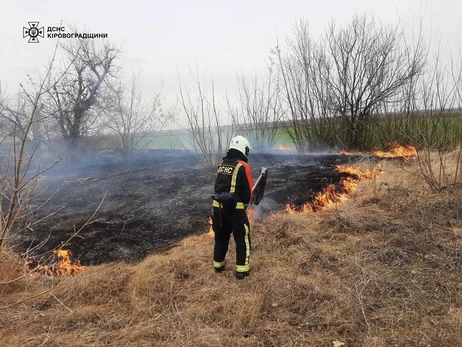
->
[[0, 46, 60, 249], [0, 89, 28, 140], [275, 20, 339, 152], [322, 15, 426, 148], [102, 74, 174, 154], [276, 15, 426, 150], [177, 65, 233, 169], [45, 38, 121, 154], [410, 48, 462, 190], [229, 63, 285, 151]]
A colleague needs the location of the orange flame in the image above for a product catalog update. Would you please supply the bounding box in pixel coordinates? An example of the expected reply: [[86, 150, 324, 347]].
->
[[339, 149, 365, 156], [276, 145, 294, 151], [247, 205, 258, 226], [204, 216, 214, 238], [247, 208, 256, 224], [373, 143, 417, 161], [339, 165, 377, 180], [285, 165, 380, 214], [35, 249, 86, 276]]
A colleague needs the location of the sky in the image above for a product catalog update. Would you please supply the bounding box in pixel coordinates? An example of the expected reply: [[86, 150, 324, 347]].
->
[[1, 0, 461, 119]]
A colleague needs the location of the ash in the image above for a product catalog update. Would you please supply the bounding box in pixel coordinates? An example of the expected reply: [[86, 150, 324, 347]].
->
[[18, 150, 359, 265]]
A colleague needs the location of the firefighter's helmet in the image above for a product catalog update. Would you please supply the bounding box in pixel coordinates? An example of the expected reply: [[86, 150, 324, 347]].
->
[[229, 135, 250, 157]]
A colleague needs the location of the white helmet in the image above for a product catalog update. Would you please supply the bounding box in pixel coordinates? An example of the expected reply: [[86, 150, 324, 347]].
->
[[229, 135, 250, 156]]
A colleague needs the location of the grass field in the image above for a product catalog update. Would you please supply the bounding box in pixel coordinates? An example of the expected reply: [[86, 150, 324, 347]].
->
[[1, 154, 461, 346], [275, 112, 462, 151]]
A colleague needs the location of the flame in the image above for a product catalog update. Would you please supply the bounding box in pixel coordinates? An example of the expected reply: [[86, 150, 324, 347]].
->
[[285, 165, 380, 214], [34, 249, 86, 276], [373, 143, 417, 161], [276, 145, 294, 151], [204, 216, 214, 238], [339, 149, 365, 156], [247, 208, 256, 224], [339, 165, 377, 180]]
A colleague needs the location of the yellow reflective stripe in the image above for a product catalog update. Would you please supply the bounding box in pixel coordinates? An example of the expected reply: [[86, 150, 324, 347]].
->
[[236, 223, 251, 273], [236, 264, 250, 272], [213, 162, 246, 208], [230, 163, 242, 193], [244, 223, 250, 265], [214, 260, 226, 269]]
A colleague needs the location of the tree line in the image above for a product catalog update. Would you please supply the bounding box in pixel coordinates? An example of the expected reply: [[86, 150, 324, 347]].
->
[[177, 14, 461, 168], [0, 38, 173, 158], [1, 14, 461, 164]]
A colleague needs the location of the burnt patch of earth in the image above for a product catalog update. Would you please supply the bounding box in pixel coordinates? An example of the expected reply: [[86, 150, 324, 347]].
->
[[18, 150, 361, 265]]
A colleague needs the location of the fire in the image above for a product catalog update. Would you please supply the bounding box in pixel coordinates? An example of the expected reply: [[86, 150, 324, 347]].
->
[[247, 208, 256, 224], [285, 183, 348, 214], [276, 145, 294, 151], [285, 165, 380, 214], [35, 249, 86, 276], [204, 216, 214, 238], [339, 165, 377, 180], [373, 143, 417, 161]]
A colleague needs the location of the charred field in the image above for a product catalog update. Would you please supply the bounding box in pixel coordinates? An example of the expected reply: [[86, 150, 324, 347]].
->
[[18, 149, 360, 265], [3, 150, 462, 346]]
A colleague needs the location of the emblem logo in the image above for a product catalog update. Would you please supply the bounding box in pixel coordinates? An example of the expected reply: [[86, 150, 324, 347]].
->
[[23, 22, 44, 43]]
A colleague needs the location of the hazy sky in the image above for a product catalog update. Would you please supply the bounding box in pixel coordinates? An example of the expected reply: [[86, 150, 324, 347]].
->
[[1, 0, 461, 105]]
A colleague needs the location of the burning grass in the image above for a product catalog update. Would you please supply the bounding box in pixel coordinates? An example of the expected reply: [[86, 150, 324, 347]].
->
[[373, 142, 418, 161], [1, 157, 462, 346], [284, 164, 382, 214]]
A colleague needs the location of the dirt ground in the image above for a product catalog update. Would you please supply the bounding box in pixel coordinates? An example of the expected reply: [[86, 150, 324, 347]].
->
[[17, 150, 360, 265]]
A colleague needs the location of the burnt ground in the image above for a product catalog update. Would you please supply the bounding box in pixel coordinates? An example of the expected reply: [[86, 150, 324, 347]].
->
[[17, 150, 361, 265]]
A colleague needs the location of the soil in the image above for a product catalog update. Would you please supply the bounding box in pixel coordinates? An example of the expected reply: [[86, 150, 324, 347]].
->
[[18, 150, 360, 265]]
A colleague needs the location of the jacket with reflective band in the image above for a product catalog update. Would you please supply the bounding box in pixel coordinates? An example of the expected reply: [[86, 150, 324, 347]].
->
[[213, 149, 254, 210]]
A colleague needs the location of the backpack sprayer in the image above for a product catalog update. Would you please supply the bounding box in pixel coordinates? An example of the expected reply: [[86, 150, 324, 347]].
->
[[211, 167, 268, 226]]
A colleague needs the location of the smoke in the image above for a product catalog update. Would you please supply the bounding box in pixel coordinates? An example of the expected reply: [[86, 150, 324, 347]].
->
[[251, 143, 345, 156], [249, 197, 282, 223]]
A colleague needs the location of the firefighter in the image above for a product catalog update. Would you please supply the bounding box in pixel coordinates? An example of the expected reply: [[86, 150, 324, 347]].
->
[[212, 135, 254, 279]]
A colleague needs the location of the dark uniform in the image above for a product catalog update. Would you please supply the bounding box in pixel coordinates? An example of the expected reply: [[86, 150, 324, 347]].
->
[[212, 148, 254, 277]]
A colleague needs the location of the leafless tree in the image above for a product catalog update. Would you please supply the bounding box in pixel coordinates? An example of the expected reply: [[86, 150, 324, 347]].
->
[[0, 45, 61, 250], [229, 63, 285, 151], [410, 47, 462, 190], [45, 38, 121, 154], [0, 88, 28, 140], [102, 74, 175, 154], [322, 15, 425, 149], [277, 15, 426, 150], [177, 65, 233, 169], [275, 20, 338, 152]]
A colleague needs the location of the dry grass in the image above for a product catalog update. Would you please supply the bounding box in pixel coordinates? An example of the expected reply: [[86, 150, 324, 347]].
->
[[1, 157, 462, 346]]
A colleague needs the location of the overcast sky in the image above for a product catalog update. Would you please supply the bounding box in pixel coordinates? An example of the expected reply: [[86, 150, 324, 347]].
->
[[1, 0, 461, 108]]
